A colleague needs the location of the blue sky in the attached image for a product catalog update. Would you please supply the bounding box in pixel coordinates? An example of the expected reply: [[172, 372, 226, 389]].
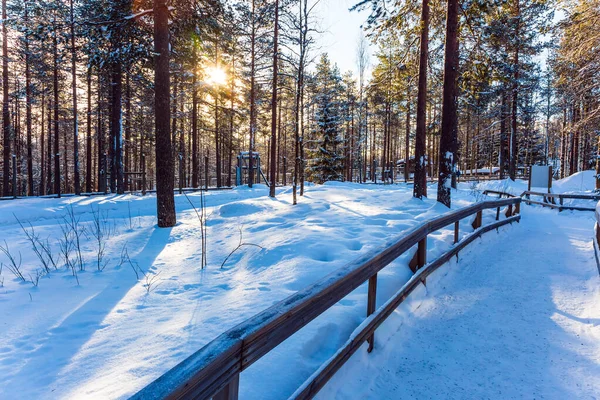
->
[[314, 0, 374, 76]]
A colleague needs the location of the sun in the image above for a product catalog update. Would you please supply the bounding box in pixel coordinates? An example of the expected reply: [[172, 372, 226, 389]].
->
[[205, 66, 227, 86]]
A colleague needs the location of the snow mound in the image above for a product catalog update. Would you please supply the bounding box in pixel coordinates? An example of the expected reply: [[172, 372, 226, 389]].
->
[[219, 201, 265, 217], [554, 170, 596, 193]]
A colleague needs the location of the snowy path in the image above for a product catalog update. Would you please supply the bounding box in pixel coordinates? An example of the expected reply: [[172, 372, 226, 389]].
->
[[319, 207, 600, 399]]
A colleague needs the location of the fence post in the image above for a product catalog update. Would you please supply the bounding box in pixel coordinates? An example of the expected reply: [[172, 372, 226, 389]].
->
[[283, 157, 287, 186], [204, 155, 209, 190], [505, 204, 513, 218], [472, 210, 482, 229], [496, 207, 500, 221], [515, 201, 520, 215], [454, 221, 459, 244], [57, 153, 61, 198], [367, 274, 377, 353], [213, 374, 240, 400], [418, 237, 427, 267], [141, 154, 147, 196], [12, 154, 17, 198]]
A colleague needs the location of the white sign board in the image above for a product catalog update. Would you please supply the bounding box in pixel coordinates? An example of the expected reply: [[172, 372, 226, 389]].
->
[[529, 165, 552, 191]]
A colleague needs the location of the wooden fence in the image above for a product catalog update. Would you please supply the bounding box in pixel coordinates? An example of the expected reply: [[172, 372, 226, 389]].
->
[[132, 197, 522, 400], [521, 191, 600, 212]]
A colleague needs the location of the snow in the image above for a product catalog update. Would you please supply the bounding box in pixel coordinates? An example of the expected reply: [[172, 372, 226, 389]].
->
[[318, 207, 600, 399], [554, 170, 597, 193], [471, 170, 597, 196], [0, 182, 476, 399], [0, 179, 597, 399]]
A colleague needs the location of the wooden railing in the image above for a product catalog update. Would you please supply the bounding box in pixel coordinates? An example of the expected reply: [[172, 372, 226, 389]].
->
[[521, 191, 600, 212], [131, 198, 522, 400]]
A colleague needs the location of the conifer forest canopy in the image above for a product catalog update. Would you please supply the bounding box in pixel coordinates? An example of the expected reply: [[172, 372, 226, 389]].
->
[[0, 0, 598, 223]]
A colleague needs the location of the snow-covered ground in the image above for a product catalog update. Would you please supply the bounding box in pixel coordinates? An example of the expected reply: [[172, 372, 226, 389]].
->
[[319, 206, 600, 399], [0, 173, 597, 399]]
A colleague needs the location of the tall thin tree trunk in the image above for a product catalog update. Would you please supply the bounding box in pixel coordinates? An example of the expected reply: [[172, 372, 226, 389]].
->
[[2, 0, 10, 196], [40, 90, 45, 195], [53, 16, 61, 196], [25, 0, 33, 195], [154, 0, 176, 227], [47, 96, 52, 194], [413, 0, 429, 199], [192, 44, 199, 188], [437, 0, 459, 207], [111, 63, 123, 194], [125, 71, 131, 191], [86, 67, 92, 193], [248, 0, 257, 188], [71, 0, 80, 194], [269, 0, 279, 197], [509, 0, 520, 181]]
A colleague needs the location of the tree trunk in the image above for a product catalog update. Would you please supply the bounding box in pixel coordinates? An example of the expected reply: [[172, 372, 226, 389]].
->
[[86, 67, 93, 193], [53, 17, 61, 196], [71, 0, 80, 194], [154, 0, 176, 227], [248, 0, 257, 188], [269, 0, 279, 197], [509, 0, 520, 181], [25, 0, 33, 195], [192, 44, 199, 188], [2, 0, 10, 196], [125, 71, 131, 191], [413, 0, 429, 199], [437, 0, 459, 207], [111, 63, 124, 194]]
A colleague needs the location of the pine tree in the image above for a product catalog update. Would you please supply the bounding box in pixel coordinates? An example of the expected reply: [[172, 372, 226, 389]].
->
[[309, 54, 344, 183]]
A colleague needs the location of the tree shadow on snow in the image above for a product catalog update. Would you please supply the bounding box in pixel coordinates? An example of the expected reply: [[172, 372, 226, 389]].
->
[[1, 225, 173, 397]]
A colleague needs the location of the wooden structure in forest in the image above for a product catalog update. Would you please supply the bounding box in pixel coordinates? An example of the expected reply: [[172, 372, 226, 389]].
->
[[132, 197, 522, 400], [235, 152, 268, 186]]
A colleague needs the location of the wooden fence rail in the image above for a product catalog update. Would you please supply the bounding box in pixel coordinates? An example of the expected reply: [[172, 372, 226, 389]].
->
[[521, 191, 600, 212], [131, 197, 522, 400]]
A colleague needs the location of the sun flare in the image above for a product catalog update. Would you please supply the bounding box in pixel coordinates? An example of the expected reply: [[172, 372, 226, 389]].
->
[[205, 66, 227, 86]]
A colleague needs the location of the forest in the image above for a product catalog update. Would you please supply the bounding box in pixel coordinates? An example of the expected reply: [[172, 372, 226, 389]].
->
[[0, 0, 598, 226]]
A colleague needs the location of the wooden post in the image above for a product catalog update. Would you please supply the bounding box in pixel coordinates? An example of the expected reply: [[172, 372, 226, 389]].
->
[[495, 207, 500, 221], [417, 237, 427, 267], [56, 153, 61, 198], [204, 154, 209, 190], [505, 204, 513, 218], [213, 374, 239, 400], [515, 202, 520, 215], [12, 154, 16, 198], [283, 156, 287, 186], [141, 154, 147, 196], [179, 155, 183, 194], [408, 236, 427, 273], [367, 274, 377, 352], [472, 210, 482, 229], [454, 221, 459, 244]]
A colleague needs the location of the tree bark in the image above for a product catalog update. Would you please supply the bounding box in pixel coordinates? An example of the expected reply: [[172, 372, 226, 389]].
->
[[154, 0, 176, 227], [71, 0, 80, 194], [2, 0, 10, 196], [86, 67, 93, 193], [413, 0, 429, 199], [192, 44, 199, 188], [25, 0, 33, 195], [53, 15, 61, 196], [437, 0, 459, 207], [269, 0, 279, 198]]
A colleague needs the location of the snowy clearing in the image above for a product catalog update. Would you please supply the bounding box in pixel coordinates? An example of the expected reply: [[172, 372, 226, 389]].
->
[[0, 175, 597, 399]]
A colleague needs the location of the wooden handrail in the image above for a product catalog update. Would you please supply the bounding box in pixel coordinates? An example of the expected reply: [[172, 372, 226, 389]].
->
[[521, 191, 598, 212], [131, 198, 522, 400]]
